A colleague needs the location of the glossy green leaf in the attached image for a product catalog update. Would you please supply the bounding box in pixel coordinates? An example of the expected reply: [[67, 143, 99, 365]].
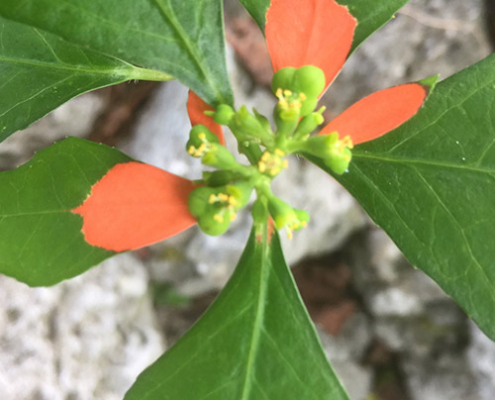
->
[[239, 0, 410, 52], [0, 137, 132, 286], [0, 0, 232, 106], [239, 0, 270, 32], [125, 227, 350, 400], [313, 53, 495, 340], [0, 17, 171, 143], [337, 0, 410, 52]]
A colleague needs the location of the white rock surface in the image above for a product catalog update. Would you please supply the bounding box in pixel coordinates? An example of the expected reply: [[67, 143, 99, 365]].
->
[[0, 254, 163, 400]]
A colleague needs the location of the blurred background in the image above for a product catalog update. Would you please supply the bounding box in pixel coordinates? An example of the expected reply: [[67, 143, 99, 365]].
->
[[1, 0, 494, 399]]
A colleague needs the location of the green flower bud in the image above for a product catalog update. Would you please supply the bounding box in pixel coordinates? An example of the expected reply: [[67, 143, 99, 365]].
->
[[324, 148, 352, 175], [293, 208, 310, 229], [294, 108, 325, 138], [186, 125, 220, 158], [292, 65, 326, 98], [188, 186, 215, 218], [226, 181, 253, 210], [268, 197, 296, 230], [302, 132, 353, 175], [229, 106, 266, 139], [299, 96, 318, 117], [198, 210, 232, 236], [189, 185, 245, 236], [202, 143, 238, 169], [202, 170, 236, 187], [268, 197, 309, 239], [271, 67, 297, 95], [212, 104, 235, 125]]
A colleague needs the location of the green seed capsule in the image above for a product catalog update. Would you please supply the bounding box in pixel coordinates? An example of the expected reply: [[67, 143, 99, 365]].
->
[[198, 210, 232, 236], [188, 187, 215, 218], [271, 67, 297, 95], [292, 65, 326, 98]]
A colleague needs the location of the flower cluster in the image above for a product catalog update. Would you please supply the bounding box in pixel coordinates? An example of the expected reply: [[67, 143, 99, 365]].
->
[[75, 0, 430, 251]]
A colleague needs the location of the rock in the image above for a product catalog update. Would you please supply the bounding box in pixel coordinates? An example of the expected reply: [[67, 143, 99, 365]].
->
[[467, 321, 495, 400], [0, 254, 163, 400], [318, 314, 374, 400], [0, 93, 104, 170]]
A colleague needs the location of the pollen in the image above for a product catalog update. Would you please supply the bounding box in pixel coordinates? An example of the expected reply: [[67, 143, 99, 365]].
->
[[286, 229, 293, 240], [213, 213, 224, 223], [228, 196, 237, 207], [274, 148, 285, 157], [217, 193, 229, 202], [341, 135, 354, 150]]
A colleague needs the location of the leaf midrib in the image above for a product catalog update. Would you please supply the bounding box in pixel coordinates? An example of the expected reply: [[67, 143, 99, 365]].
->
[[240, 235, 269, 400], [151, 0, 227, 104], [354, 152, 495, 175], [0, 55, 133, 76]]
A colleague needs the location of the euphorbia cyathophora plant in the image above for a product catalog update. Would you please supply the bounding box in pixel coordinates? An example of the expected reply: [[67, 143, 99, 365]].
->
[[0, 0, 494, 398]]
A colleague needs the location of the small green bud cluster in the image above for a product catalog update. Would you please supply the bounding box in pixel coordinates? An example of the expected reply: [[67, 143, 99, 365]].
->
[[186, 65, 354, 237], [301, 132, 353, 174], [188, 182, 252, 236]]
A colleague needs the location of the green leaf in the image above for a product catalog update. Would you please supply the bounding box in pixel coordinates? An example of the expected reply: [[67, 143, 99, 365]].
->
[[0, 17, 171, 143], [238, 0, 410, 52], [0, 0, 232, 106], [313, 53, 495, 341], [124, 227, 350, 400], [239, 0, 270, 32], [337, 0, 410, 52], [0, 137, 131, 286]]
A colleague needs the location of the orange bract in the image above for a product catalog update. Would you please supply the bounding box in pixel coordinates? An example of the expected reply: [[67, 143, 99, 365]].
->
[[73, 162, 196, 252], [320, 84, 427, 145], [187, 91, 225, 145], [266, 0, 356, 90]]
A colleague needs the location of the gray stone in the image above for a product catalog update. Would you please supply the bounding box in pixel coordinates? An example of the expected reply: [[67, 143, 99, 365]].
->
[[0, 93, 104, 170], [0, 254, 163, 400], [468, 321, 495, 400], [318, 314, 374, 400]]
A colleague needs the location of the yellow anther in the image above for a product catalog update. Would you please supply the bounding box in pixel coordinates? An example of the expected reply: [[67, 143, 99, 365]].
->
[[283, 160, 289, 169], [213, 214, 224, 223], [218, 193, 229, 202], [208, 194, 217, 204], [228, 196, 238, 207], [283, 89, 292, 97], [299, 92, 307, 101], [274, 148, 285, 157], [286, 229, 293, 240], [341, 135, 354, 150], [258, 161, 267, 173], [198, 132, 206, 141], [187, 146, 196, 155], [301, 221, 308, 228], [276, 88, 283, 98], [270, 167, 281, 177]]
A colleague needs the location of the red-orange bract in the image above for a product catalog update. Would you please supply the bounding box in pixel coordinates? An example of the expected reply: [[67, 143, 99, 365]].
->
[[266, 0, 428, 145], [73, 162, 196, 252]]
